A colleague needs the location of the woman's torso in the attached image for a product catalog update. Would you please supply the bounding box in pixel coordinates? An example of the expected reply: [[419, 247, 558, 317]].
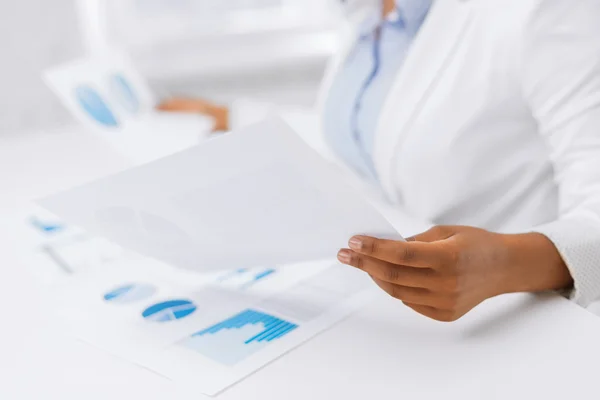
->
[[321, 0, 559, 233]]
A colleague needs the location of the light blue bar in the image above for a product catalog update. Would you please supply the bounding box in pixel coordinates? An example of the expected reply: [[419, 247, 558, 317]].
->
[[266, 318, 285, 332], [203, 322, 225, 335], [254, 269, 276, 281], [259, 323, 294, 342], [230, 311, 253, 329], [245, 320, 288, 344], [263, 324, 297, 342], [261, 315, 278, 328], [233, 310, 254, 326]]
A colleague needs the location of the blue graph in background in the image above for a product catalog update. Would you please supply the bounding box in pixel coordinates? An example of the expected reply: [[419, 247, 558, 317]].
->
[[30, 216, 64, 234], [142, 299, 197, 322], [249, 269, 276, 284], [103, 284, 156, 304], [217, 268, 249, 283], [180, 309, 298, 365], [218, 268, 277, 289], [75, 85, 119, 128], [109, 74, 140, 114]]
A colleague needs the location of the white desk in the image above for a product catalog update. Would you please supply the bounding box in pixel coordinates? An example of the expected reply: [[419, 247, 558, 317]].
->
[[2, 127, 600, 399]]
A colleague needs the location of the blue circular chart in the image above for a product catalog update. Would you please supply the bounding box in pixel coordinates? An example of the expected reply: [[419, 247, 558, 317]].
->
[[142, 299, 197, 322], [75, 85, 119, 127], [109, 73, 140, 114], [103, 284, 156, 304]]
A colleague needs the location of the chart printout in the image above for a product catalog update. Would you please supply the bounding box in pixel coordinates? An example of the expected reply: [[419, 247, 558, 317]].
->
[[50, 258, 376, 395]]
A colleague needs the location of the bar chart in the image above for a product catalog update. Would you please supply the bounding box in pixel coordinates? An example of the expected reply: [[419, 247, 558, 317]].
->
[[217, 267, 278, 289], [180, 309, 298, 365]]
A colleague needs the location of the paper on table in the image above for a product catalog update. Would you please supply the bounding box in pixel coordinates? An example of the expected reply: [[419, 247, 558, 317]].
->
[[101, 111, 213, 165], [40, 117, 401, 272], [43, 48, 211, 165], [44, 49, 156, 132], [48, 258, 377, 396]]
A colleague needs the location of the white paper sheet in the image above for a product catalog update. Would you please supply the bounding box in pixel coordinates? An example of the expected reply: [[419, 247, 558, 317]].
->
[[48, 258, 376, 396], [40, 117, 401, 272], [231, 98, 338, 163], [44, 49, 212, 165]]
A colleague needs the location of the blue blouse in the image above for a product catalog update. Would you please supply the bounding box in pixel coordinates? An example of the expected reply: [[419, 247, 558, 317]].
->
[[323, 0, 432, 181]]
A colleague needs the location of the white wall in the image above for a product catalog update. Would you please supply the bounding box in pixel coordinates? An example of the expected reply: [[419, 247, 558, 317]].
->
[[150, 60, 326, 111], [0, 0, 83, 135]]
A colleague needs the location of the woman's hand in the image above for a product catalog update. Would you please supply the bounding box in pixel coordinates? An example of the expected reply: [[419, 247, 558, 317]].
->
[[157, 97, 229, 131], [337, 226, 573, 322]]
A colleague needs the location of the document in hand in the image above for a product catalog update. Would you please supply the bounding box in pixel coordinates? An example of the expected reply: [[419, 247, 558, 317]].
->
[[40, 117, 401, 272]]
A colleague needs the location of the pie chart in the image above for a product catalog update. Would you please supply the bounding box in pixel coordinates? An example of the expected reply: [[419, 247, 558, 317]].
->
[[103, 284, 156, 304], [109, 73, 140, 114], [75, 85, 119, 127], [142, 299, 197, 322]]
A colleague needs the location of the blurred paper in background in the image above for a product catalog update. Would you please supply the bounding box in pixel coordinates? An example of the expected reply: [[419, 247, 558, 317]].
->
[[44, 49, 212, 165]]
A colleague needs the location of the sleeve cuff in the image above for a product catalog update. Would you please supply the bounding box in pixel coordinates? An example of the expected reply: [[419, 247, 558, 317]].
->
[[532, 217, 600, 307]]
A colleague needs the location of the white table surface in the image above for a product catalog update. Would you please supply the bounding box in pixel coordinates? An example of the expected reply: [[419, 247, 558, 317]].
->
[[2, 126, 600, 400]]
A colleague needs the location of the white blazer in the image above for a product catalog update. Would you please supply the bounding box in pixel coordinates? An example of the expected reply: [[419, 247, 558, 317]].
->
[[234, 0, 600, 306]]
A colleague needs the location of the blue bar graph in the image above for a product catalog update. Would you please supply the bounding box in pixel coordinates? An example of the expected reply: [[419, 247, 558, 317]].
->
[[252, 268, 276, 282], [217, 268, 249, 283], [241, 268, 277, 289], [217, 267, 277, 289], [180, 309, 298, 365]]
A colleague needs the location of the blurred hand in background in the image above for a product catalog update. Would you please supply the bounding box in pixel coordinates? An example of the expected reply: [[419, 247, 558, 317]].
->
[[157, 97, 230, 132]]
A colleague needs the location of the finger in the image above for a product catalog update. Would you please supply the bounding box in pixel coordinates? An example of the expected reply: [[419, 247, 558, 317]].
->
[[402, 302, 439, 318], [406, 226, 455, 243], [156, 98, 207, 113], [348, 236, 450, 269], [338, 250, 433, 288], [402, 302, 457, 322], [156, 100, 187, 111], [156, 101, 174, 111], [370, 277, 442, 308]]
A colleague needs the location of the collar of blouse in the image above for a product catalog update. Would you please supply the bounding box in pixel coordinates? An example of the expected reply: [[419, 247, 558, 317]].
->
[[357, 0, 433, 36]]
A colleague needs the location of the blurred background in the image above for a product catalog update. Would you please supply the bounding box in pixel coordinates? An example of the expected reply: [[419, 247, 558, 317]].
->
[[0, 0, 343, 135]]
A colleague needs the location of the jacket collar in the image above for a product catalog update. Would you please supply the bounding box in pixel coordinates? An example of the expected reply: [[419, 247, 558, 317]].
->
[[372, 0, 474, 202]]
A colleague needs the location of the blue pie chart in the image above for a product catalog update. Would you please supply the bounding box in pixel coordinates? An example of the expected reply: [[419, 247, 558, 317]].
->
[[142, 299, 197, 322], [109, 73, 140, 114], [75, 85, 119, 127]]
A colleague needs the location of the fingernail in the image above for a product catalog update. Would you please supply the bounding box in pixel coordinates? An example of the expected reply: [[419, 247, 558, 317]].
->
[[337, 249, 352, 264], [349, 237, 363, 250]]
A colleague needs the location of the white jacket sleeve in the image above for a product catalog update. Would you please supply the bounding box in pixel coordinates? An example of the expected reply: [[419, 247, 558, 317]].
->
[[523, 0, 600, 306]]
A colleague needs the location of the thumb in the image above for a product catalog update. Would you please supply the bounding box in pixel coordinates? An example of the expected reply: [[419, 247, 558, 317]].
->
[[407, 226, 456, 243]]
